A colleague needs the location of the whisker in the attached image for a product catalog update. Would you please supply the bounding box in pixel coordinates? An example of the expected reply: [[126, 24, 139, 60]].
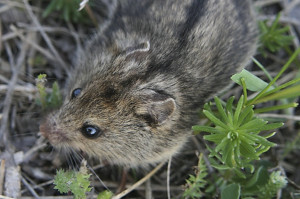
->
[[87, 162, 110, 191]]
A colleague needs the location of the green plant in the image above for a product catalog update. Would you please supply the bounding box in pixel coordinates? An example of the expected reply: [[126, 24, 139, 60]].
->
[[183, 48, 300, 198], [182, 153, 208, 199], [36, 74, 63, 111], [97, 190, 113, 199], [53, 161, 113, 199], [193, 96, 282, 177], [42, 0, 91, 23], [54, 169, 92, 199], [259, 13, 294, 55], [257, 171, 287, 199]]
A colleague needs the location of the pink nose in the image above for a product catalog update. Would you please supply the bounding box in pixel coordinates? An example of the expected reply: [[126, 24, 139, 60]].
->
[[39, 120, 69, 145]]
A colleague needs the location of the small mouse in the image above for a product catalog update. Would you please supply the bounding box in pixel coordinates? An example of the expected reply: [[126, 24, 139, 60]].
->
[[40, 0, 258, 167]]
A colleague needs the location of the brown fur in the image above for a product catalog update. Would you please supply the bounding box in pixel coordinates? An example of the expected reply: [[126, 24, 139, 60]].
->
[[40, 0, 258, 167]]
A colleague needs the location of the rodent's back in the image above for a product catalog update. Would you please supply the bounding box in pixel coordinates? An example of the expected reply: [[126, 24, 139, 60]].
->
[[40, 0, 258, 167]]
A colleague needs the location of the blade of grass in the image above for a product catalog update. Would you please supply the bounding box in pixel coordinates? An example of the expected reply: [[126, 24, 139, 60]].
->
[[247, 47, 300, 105], [253, 84, 300, 104], [254, 102, 298, 113], [252, 57, 273, 82], [259, 77, 300, 98]]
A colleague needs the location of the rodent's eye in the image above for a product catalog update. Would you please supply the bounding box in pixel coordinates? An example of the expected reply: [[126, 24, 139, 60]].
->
[[81, 125, 102, 139], [71, 88, 82, 99]]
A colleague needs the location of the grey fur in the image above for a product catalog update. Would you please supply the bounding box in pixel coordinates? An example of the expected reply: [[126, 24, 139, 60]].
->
[[40, 0, 258, 167]]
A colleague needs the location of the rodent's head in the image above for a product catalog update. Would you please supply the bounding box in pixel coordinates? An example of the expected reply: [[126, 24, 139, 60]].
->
[[40, 41, 185, 167]]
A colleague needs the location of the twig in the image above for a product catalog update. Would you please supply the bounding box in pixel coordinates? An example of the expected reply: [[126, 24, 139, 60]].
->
[[0, 195, 15, 199], [3, 40, 15, 68], [145, 179, 152, 199], [92, 180, 182, 192], [23, 0, 69, 72], [167, 157, 172, 199], [20, 180, 53, 195], [116, 168, 127, 194], [0, 28, 30, 143], [192, 136, 214, 173], [22, 142, 48, 164], [21, 177, 40, 199], [10, 25, 56, 63], [0, 84, 37, 97], [284, 0, 300, 13], [0, 14, 2, 52], [0, 0, 41, 13], [112, 161, 165, 199], [0, 160, 5, 195]]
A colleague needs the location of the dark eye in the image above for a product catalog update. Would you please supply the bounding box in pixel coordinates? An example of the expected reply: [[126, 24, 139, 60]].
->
[[81, 125, 102, 139], [71, 88, 82, 99]]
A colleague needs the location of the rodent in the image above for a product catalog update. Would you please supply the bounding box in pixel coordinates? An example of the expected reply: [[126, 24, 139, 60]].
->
[[40, 0, 258, 167]]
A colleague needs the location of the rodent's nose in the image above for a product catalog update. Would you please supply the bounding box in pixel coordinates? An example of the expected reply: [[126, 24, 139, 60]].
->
[[39, 120, 69, 144], [39, 121, 51, 139]]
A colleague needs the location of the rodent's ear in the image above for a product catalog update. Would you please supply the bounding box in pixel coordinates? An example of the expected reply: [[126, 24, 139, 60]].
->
[[135, 90, 176, 125], [122, 41, 150, 58]]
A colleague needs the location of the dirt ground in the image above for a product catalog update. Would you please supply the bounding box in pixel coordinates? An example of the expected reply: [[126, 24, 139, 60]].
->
[[0, 0, 300, 198]]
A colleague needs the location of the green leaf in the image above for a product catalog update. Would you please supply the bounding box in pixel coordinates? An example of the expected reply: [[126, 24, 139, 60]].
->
[[204, 134, 225, 143], [215, 137, 230, 153], [210, 163, 231, 170], [244, 167, 270, 195], [222, 140, 234, 166], [233, 95, 244, 127], [192, 125, 222, 134], [203, 110, 229, 130], [239, 139, 259, 160], [240, 122, 283, 132], [252, 57, 273, 82], [239, 118, 267, 130], [221, 183, 241, 199], [54, 169, 74, 194], [214, 96, 229, 123], [236, 105, 254, 127], [242, 133, 275, 147], [226, 96, 235, 116], [254, 103, 298, 113], [231, 69, 272, 92]]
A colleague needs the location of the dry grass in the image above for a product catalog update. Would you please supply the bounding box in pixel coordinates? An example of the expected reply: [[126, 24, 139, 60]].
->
[[0, 0, 299, 198]]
